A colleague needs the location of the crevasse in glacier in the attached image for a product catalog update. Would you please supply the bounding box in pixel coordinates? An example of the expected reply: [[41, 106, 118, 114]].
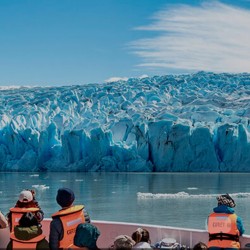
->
[[0, 72, 250, 172]]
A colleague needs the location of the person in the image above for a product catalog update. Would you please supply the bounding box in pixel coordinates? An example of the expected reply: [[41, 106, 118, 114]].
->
[[7, 189, 44, 232], [0, 210, 8, 228], [6, 211, 49, 250], [131, 228, 152, 249], [49, 187, 91, 250], [193, 242, 208, 250], [207, 193, 245, 249], [73, 223, 100, 250], [112, 235, 135, 250]]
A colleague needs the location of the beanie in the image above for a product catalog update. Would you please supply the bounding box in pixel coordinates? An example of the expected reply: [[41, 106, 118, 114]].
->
[[19, 190, 33, 203], [74, 223, 100, 250], [217, 193, 236, 208], [56, 188, 75, 208]]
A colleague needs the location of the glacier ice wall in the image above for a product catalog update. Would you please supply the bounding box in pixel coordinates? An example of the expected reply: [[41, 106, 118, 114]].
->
[[0, 72, 250, 172]]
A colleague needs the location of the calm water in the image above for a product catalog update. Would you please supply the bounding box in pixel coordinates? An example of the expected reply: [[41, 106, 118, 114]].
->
[[1, 172, 250, 233]]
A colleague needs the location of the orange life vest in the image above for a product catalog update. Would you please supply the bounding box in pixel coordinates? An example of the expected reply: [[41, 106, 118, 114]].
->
[[207, 213, 240, 249], [51, 205, 85, 249], [9, 207, 40, 232], [10, 231, 46, 249]]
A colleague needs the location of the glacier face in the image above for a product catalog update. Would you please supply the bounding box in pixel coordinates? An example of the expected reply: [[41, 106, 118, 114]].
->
[[0, 72, 250, 172]]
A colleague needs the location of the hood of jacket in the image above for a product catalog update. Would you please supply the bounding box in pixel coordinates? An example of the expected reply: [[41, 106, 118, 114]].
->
[[213, 204, 235, 214], [14, 225, 42, 241]]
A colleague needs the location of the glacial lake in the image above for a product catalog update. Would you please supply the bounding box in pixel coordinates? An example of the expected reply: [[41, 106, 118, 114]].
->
[[1, 172, 250, 233]]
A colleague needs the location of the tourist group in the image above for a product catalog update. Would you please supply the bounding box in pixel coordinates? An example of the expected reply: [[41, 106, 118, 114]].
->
[[0, 189, 243, 250]]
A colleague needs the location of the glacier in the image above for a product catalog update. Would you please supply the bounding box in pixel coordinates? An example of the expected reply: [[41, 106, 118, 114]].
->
[[0, 71, 250, 172]]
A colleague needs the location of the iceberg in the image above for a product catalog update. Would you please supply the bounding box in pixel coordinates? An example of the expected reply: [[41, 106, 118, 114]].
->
[[0, 71, 250, 172]]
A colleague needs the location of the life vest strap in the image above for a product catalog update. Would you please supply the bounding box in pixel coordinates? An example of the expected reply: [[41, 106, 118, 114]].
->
[[209, 233, 239, 242]]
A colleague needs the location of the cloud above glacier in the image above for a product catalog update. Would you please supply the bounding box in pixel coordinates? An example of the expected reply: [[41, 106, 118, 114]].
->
[[131, 1, 250, 73]]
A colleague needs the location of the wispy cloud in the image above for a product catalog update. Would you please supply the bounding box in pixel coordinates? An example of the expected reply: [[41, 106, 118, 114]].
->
[[131, 1, 250, 73]]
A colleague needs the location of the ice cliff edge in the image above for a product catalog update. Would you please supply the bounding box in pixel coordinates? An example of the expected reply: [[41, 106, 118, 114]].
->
[[0, 72, 250, 172]]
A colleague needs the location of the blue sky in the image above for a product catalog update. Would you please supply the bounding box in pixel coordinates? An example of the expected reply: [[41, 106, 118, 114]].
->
[[1, 0, 250, 86]]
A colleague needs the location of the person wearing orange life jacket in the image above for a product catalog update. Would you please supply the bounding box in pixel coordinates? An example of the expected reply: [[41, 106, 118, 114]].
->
[[49, 187, 91, 250], [207, 193, 245, 250], [7, 212, 49, 250], [7, 189, 44, 232]]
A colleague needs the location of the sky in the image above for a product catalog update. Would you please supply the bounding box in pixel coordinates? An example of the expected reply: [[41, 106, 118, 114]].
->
[[0, 0, 250, 86]]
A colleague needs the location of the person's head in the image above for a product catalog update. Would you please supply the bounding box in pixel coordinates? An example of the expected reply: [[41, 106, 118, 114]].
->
[[113, 235, 135, 250], [15, 189, 40, 208], [19, 212, 39, 227], [217, 193, 235, 208], [19, 190, 34, 203], [131, 228, 150, 244], [56, 187, 75, 208], [193, 242, 207, 250], [74, 223, 100, 250]]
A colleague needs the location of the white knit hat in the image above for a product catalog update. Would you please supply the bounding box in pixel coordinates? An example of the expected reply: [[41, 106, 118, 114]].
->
[[19, 190, 33, 203]]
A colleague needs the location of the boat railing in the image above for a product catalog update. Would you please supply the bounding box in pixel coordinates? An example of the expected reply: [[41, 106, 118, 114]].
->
[[1, 219, 250, 248]]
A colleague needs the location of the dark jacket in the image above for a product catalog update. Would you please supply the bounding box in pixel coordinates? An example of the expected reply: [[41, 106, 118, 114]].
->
[[7, 225, 49, 250], [49, 207, 91, 250]]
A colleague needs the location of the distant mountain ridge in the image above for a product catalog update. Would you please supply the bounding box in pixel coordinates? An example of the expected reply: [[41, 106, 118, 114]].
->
[[0, 71, 250, 171]]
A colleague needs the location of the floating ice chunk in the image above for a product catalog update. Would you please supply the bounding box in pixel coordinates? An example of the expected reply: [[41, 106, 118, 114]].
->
[[137, 192, 250, 199], [32, 184, 50, 190]]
